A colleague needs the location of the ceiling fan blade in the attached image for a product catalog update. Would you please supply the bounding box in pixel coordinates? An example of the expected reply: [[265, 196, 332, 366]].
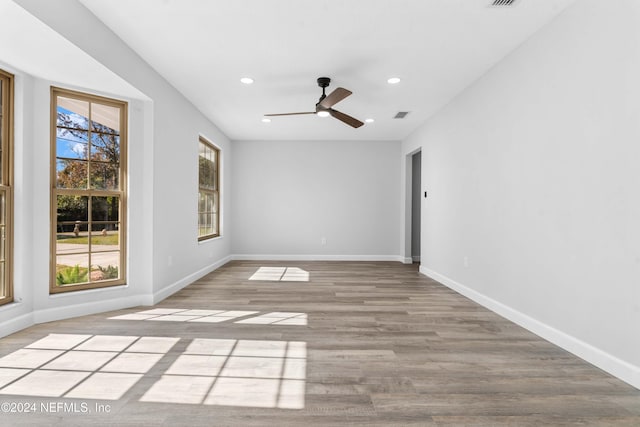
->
[[329, 109, 364, 128], [319, 87, 352, 109], [264, 112, 315, 116]]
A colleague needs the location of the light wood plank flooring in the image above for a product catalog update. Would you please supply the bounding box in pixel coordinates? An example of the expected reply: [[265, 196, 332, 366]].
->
[[0, 261, 638, 426]]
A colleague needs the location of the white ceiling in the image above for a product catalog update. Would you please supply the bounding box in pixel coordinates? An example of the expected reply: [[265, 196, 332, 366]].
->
[[79, 0, 577, 141], [0, 0, 145, 100]]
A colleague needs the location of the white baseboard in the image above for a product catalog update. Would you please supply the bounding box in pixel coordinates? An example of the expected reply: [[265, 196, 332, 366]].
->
[[412, 256, 421, 262], [402, 257, 413, 264], [0, 308, 34, 338], [151, 255, 233, 304], [0, 294, 149, 339], [33, 294, 148, 325], [420, 266, 640, 390], [231, 254, 405, 262]]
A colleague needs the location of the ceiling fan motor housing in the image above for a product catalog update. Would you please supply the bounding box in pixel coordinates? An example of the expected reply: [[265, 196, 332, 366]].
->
[[317, 77, 331, 88]]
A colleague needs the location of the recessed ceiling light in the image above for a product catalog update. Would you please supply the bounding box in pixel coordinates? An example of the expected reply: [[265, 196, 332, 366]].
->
[[240, 77, 254, 84], [387, 77, 401, 84], [261, 118, 271, 123], [316, 111, 330, 118], [365, 118, 375, 123]]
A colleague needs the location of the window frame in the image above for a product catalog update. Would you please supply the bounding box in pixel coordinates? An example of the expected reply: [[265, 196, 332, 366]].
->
[[0, 69, 14, 306], [198, 136, 220, 241], [50, 87, 128, 294]]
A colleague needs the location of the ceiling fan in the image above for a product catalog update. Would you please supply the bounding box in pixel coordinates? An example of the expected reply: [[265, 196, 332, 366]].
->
[[265, 77, 364, 128]]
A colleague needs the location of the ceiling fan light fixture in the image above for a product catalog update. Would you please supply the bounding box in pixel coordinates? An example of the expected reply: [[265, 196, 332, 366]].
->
[[240, 77, 254, 84], [264, 77, 364, 128], [261, 117, 271, 123], [387, 77, 401, 84], [365, 118, 375, 123]]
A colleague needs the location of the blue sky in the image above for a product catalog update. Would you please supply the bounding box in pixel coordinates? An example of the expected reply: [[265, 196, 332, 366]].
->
[[56, 106, 89, 160], [56, 106, 119, 167]]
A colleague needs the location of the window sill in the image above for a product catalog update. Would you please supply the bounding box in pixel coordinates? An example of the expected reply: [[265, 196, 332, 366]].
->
[[198, 235, 223, 245]]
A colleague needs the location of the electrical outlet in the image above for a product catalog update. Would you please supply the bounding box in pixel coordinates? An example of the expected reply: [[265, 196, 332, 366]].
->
[[321, 237, 327, 245]]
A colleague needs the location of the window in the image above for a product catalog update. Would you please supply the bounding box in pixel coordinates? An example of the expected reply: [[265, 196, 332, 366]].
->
[[0, 69, 13, 305], [51, 87, 127, 293], [198, 137, 220, 240]]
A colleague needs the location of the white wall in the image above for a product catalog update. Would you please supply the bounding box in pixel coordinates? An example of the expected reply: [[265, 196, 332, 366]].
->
[[232, 140, 401, 260], [403, 0, 640, 388], [15, 0, 233, 295], [0, 0, 233, 336]]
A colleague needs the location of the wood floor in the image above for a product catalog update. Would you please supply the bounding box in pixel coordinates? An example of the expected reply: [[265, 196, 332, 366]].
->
[[0, 261, 638, 426]]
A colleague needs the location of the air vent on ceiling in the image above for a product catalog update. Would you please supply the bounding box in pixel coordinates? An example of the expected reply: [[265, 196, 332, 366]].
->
[[491, 0, 518, 6], [394, 111, 410, 119]]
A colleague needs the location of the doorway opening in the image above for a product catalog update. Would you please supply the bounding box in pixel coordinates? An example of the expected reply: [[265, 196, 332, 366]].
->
[[410, 151, 421, 263]]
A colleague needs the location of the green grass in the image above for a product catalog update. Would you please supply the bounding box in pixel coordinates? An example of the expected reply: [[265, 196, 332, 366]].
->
[[57, 235, 119, 245]]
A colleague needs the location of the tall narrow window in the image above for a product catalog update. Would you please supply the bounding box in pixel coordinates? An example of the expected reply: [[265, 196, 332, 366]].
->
[[51, 88, 127, 293], [0, 69, 13, 305], [198, 137, 220, 240]]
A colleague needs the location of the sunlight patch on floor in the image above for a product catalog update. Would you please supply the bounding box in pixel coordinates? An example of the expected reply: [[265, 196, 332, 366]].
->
[[140, 339, 306, 409], [0, 335, 307, 409], [110, 309, 257, 323], [235, 312, 307, 326], [0, 334, 179, 400], [110, 309, 308, 326], [249, 267, 309, 282]]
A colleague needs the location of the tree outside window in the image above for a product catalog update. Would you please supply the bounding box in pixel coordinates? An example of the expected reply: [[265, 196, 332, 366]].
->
[[51, 88, 127, 292]]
